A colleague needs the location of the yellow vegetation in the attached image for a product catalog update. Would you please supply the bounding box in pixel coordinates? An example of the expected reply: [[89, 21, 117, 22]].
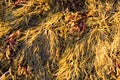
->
[[0, 0, 120, 80]]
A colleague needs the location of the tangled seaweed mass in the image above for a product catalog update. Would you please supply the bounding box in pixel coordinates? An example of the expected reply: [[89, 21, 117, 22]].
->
[[0, 0, 120, 80]]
